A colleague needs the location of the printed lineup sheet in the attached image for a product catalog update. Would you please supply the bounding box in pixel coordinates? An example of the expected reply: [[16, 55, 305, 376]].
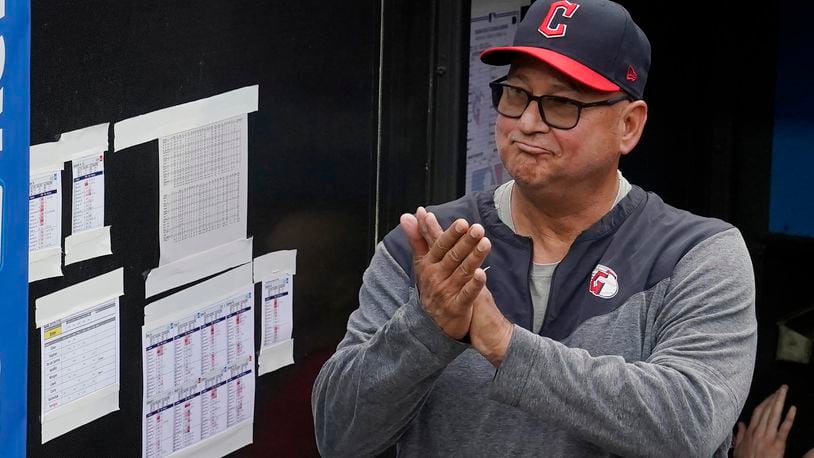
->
[[158, 115, 248, 267], [466, 0, 528, 193], [29, 171, 62, 253], [35, 268, 124, 443], [142, 264, 255, 458], [254, 250, 297, 376], [71, 152, 105, 234], [65, 151, 112, 265], [29, 170, 63, 282]]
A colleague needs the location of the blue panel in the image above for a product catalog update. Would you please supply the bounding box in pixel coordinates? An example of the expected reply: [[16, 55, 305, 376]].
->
[[770, 122, 814, 237], [0, 1, 30, 456], [769, 3, 814, 237]]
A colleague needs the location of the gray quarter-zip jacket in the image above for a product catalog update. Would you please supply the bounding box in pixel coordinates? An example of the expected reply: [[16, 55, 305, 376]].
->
[[312, 185, 757, 457]]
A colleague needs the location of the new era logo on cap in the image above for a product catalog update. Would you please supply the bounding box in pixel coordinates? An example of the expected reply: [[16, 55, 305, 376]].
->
[[626, 65, 637, 82], [480, 0, 651, 100]]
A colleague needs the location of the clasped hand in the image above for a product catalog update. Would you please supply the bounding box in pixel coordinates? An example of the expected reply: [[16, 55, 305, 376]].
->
[[400, 207, 513, 366]]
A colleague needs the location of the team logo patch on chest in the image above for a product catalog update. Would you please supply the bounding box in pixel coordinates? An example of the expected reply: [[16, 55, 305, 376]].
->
[[589, 264, 618, 299]]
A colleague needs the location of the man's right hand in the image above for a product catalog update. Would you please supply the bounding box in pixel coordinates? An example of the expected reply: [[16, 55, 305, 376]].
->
[[400, 207, 491, 340]]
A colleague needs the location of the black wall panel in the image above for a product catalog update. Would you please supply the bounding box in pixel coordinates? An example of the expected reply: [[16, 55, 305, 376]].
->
[[29, 1, 379, 455]]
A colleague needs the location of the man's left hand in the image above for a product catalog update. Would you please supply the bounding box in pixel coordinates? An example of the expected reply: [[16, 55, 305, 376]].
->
[[416, 211, 514, 367]]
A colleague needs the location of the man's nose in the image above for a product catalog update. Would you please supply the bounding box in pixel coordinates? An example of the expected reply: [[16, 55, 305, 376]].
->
[[517, 100, 551, 134]]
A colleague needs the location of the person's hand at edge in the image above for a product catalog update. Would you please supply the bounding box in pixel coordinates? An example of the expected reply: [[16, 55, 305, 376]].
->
[[733, 385, 796, 458]]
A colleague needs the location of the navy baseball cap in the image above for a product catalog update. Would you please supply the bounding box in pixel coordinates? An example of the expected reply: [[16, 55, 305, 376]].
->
[[480, 0, 651, 99]]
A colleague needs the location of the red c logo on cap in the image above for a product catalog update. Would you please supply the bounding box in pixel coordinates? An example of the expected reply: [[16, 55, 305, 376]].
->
[[539, 0, 580, 38]]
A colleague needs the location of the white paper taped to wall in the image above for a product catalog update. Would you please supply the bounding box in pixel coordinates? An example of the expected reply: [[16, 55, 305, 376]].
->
[[253, 250, 297, 375], [64, 150, 111, 264], [40, 301, 120, 443], [71, 152, 106, 233], [158, 115, 248, 266], [142, 264, 255, 458], [30, 123, 109, 174], [29, 170, 62, 253], [29, 170, 63, 282], [114, 85, 258, 152], [36, 268, 124, 443]]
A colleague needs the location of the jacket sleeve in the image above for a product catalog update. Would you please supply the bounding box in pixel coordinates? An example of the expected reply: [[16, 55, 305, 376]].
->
[[311, 241, 468, 457], [489, 227, 757, 457]]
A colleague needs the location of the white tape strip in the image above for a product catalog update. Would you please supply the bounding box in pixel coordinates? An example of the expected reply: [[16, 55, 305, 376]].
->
[[41, 384, 119, 444], [168, 419, 253, 458], [114, 85, 259, 151], [258, 339, 295, 376], [30, 123, 109, 174], [29, 247, 63, 283], [253, 249, 297, 282], [64, 226, 113, 265], [145, 262, 253, 329], [145, 237, 253, 299], [35, 267, 124, 328]]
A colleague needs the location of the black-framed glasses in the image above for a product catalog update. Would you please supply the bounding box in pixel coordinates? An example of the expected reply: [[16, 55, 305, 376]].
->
[[488, 76, 633, 130]]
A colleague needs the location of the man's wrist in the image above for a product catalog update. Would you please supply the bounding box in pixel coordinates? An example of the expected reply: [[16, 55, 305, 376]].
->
[[483, 320, 514, 367]]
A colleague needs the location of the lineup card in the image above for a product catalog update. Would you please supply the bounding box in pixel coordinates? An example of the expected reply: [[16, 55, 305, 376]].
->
[[262, 273, 293, 348], [71, 152, 105, 233], [142, 287, 255, 457], [41, 299, 120, 417], [29, 171, 62, 252], [253, 250, 297, 376]]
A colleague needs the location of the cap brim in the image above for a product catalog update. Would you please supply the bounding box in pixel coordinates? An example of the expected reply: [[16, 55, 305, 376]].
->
[[480, 46, 620, 93]]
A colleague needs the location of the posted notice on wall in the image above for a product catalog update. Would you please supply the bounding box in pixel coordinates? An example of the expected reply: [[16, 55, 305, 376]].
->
[[71, 152, 105, 233], [158, 115, 248, 266], [29, 171, 62, 253], [29, 170, 63, 282], [64, 151, 112, 265], [35, 268, 124, 443], [142, 265, 255, 458], [253, 250, 297, 376], [466, 0, 529, 193]]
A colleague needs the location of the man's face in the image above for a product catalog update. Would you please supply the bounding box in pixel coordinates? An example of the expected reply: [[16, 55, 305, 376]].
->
[[495, 56, 628, 192]]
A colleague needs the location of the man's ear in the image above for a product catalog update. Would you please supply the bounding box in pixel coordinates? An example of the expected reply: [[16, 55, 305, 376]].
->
[[619, 100, 648, 155]]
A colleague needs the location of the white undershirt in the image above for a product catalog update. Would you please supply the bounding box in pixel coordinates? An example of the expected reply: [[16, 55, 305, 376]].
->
[[493, 171, 632, 332]]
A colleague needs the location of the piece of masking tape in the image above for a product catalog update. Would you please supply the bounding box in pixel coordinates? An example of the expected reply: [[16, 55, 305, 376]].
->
[[144, 237, 253, 299], [64, 226, 113, 265], [30, 123, 109, 174], [114, 85, 258, 152], [35, 267, 124, 328]]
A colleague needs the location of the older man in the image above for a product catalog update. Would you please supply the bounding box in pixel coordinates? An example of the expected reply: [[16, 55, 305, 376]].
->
[[313, 0, 757, 456]]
